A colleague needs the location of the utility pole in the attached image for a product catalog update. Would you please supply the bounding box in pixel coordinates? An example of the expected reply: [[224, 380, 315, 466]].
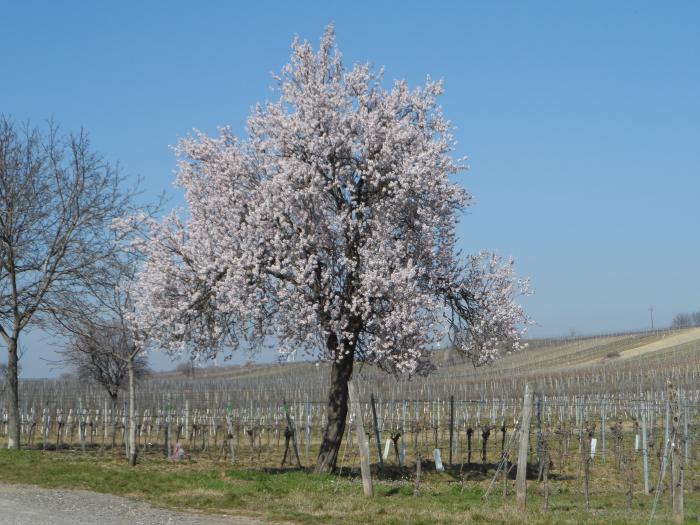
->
[[649, 305, 654, 330]]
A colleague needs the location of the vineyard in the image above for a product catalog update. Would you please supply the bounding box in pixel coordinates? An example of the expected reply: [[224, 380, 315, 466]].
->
[[2, 327, 700, 522], [3, 5, 698, 524]]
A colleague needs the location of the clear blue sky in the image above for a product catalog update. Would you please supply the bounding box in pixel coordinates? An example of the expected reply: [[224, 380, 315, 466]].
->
[[2, 1, 699, 377]]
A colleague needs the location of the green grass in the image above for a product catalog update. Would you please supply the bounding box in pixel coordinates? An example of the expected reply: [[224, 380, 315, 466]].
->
[[0, 449, 696, 524]]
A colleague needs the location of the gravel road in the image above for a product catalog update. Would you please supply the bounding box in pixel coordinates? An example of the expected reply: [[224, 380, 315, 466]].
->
[[0, 483, 264, 524]]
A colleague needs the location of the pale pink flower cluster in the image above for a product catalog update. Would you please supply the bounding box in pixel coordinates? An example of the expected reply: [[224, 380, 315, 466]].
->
[[133, 27, 530, 373]]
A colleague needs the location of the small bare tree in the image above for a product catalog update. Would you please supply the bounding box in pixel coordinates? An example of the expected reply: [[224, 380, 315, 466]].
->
[[57, 254, 152, 466], [60, 322, 150, 405], [0, 116, 136, 449], [55, 184, 161, 465]]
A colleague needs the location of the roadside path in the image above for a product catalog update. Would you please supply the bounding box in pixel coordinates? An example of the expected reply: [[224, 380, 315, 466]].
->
[[0, 483, 263, 524], [617, 326, 700, 359]]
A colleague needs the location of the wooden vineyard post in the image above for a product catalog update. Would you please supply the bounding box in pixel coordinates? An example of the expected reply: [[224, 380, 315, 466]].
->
[[649, 397, 655, 450], [542, 433, 550, 512], [683, 396, 689, 466], [370, 394, 384, 476], [516, 383, 533, 512], [184, 400, 190, 446], [601, 399, 607, 463], [79, 400, 86, 454], [414, 453, 422, 496], [166, 401, 173, 460], [304, 400, 311, 460], [449, 395, 454, 467], [582, 424, 593, 511], [664, 397, 670, 462], [536, 396, 542, 475], [348, 381, 373, 497], [123, 401, 128, 458], [668, 382, 684, 524], [42, 406, 48, 451], [103, 398, 108, 451], [642, 403, 650, 495], [228, 403, 237, 463]]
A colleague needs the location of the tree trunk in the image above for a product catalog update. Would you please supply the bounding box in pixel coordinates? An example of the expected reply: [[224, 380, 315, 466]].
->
[[7, 336, 20, 450], [110, 395, 118, 450], [348, 381, 373, 496], [127, 359, 137, 466], [314, 354, 354, 473]]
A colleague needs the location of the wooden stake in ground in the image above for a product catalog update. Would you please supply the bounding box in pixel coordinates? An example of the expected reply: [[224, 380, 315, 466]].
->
[[165, 401, 172, 460], [184, 400, 190, 446], [582, 423, 595, 512], [542, 433, 550, 513], [42, 407, 49, 451], [668, 381, 684, 524], [102, 398, 108, 452], [370, 394, 384, 476], [414, 453, 422, 496], [449, 395, 454, 467], [642, 403, 650, 495], [516, 383, 533, 512], [348, 381, 373, 497]]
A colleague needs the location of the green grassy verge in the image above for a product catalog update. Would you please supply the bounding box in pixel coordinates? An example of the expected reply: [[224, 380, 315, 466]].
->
[[0, 449, 694, 524]]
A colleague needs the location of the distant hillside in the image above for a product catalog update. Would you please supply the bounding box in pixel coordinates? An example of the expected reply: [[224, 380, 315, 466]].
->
[[19, 327, 700, 406], [152, 327, 700, 394]]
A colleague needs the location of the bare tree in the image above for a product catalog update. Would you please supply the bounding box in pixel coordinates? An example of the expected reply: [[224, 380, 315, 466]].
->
[[671, 313, 693, 329], [54, 186, 161, 465], [60, 321, 150, 404], [55, 242, 154, 466], [0, 115, 135, 449], [60, 291, 149, 465]]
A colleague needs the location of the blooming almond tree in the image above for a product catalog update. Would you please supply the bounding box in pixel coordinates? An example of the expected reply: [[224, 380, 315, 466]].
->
[[135, 26, 530, 473]]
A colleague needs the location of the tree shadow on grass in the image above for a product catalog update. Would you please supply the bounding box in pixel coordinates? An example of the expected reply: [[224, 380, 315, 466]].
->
[[260, 459, 567, 482]]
